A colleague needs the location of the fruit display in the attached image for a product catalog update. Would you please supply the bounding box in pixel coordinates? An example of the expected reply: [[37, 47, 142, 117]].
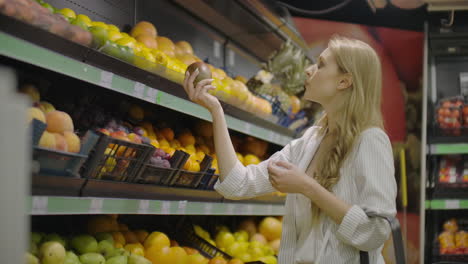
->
[[22, 84, 82, 153], [435, 96, 467, 136], [27, 215, 281, 264], [0, 0, 92, 46], [438, 155, 468, 184], [437, 218, 468, 255], [193, 217, 281, 263]]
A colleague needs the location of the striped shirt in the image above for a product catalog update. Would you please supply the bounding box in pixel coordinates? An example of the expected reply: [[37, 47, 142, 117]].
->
[[215, 126, 397, 264]]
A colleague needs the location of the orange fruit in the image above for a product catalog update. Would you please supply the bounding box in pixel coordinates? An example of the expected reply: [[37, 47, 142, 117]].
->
[[112, 231, 126, 246], [182, 246, 200, 255], [187, 254, 209, 264], [209, 256, 227, 264], [258, 217, 282, 241], [178, 131, 196, 147], [175, 41, 193, 55], [136, 34, 158, 49], [171, 240, 180, 247], [160, 127, 175, 141], [87, 215, 118, 234], [122, 231, 139, 244], [156, 36, 175, 57], [134, 230, 149, 244], [144, 231, 170, 250], [131, 21, 157, 38], [145, 246, 170, 264]]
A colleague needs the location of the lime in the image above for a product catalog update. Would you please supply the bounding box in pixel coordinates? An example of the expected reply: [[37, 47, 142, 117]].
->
[[58, 8, 76, 19], [76, 14, 92, 26], [71, 18, 88, 30], [115, 37, 136, 49], [91, 21, 108, 30], [89, 26, 109, 48]]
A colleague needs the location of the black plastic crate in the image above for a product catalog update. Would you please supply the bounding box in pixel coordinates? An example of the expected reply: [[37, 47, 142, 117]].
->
[[174, 218, 265, 264], [198, 168, 218, 190], [133, 150, 190, 185], [81, 131, 154, 182], [169, 155, 213, 188]]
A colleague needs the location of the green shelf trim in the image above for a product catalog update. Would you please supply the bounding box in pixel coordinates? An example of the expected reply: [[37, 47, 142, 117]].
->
[[29, 196, 285, 215], [0, 32, 293, 146], [428, 199, 468, 210], [430, 143, 468, 155]]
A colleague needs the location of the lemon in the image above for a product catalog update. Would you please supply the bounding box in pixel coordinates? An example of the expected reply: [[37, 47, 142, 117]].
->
[[151, 49, 168, 66], [71, 18, 88, 30], [58, 8, 76, 19], [107, 24, 120, 32], [115, 37, 136, 49], [76, 14, 92, 26], [108, 31, 122, 41], [91, 21, 109, 30], [89, 26, 109, 47]]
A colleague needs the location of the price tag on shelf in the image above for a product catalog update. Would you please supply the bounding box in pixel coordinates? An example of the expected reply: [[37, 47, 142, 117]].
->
[[138, 200, 150, 214], [177, 200, 187, 214], [226, 204, 236, 215], [133, 82, 145, 99], [100, 71, 113, 88], [89, 198, 103, 214], [445, 200, 460, 209], [267, 204, 273, 215], [245, 204, 253, 215], [31, 196, 48, 214], [144, 87, 159, 103], [213, 40, 221, 59], [161, 201, 171, 214], [245, 123, 252, 134], [204, 203, 213, 215]]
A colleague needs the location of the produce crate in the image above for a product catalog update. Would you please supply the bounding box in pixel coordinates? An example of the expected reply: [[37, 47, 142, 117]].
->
[[197, 168, 218, 190], [33, 130, 99, 177], [433, 218, 468, 262], [434, 96, 468, 137], [169, 155, 213, 188], [81, 131, 154, 182], [175, 218, 265, 264], [30, 119, 46, 146], [134, 150, 189, 185], [33, 147, 87, 177]]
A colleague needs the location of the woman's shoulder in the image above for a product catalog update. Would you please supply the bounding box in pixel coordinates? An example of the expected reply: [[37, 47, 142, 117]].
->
[[356, 127, 392, 150]]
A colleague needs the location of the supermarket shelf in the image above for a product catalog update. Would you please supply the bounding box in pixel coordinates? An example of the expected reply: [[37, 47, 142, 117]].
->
[[29, 195, 285, 215], [429, 143, 468, 155], [426, 199, 468, 210], [0, 14, 295, 146]]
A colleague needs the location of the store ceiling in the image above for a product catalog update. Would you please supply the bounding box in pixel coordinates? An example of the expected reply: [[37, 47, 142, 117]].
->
[[269, 0, 429, 31]]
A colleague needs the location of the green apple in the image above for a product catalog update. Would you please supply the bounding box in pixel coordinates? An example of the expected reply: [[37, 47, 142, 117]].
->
[[25, 252, 39, 264], [128, 254, 151, 264], [39, 241, 66, 264], [64, 251, 81, 264], [106, 248, 125, 259], [98, 240, 115, 258], [71, 235, 98, 254], [31, 232, 43, 244], [80, 253, 106, 264], [30, 241, 39, 255], [106, 255, 127, 264], [44, 233, 67, 248], [95, 233, 114, 243]]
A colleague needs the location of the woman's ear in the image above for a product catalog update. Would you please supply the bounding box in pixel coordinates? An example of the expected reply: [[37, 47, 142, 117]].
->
[[338, 73, 353, 90]]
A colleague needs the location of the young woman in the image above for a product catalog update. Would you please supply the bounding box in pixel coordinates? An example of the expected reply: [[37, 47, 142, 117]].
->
[[183, 36, 397, 264]]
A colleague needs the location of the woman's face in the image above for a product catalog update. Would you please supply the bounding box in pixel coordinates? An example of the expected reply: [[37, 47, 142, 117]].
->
[[303, 48, 344, 104]]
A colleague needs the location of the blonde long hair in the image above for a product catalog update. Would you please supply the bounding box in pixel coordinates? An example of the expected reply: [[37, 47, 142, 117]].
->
[[312, 36, 384, 223]]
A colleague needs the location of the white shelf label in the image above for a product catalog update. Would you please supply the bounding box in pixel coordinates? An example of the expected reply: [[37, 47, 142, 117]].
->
[[213, 40, 221, 59], [133, 82, 145, 98], [245, 123, 252, 134], [204, 203, 213, 214], [138, 200, 150, 214], [445, 200, 460, 209], [228, 50, 235, 66], [177, 200, 188, 214], [267, 204, 273, 215], [226, 204, 236, 215], [100, 71, 113, 88], [246, 204, 253, 215], [161, 201, 171, 214], [144, 87, 159, 103], [89, 198, 103, 214], [32, 196, 48, 214]]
